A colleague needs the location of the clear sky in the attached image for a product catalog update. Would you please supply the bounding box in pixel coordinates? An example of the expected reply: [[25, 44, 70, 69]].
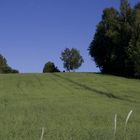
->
[[0, 0, 139, 73]]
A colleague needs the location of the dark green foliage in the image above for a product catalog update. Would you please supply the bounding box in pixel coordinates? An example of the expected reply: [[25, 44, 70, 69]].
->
[[2, 66, 19, 74], [43, 61, 60, 73], [89, 8, 120, 74], [0, 54, 19, 74], [60, 48, 84, 72], [127, 3, 140, 78], [89, 0, 140, 78], [11, 69, 19, 73]]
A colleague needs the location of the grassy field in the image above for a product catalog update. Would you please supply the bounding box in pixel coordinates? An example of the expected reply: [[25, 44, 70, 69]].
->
[[0, 73, 139, 140]]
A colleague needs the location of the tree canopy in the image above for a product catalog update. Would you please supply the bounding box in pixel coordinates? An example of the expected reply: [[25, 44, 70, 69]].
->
[[89, 0, 140, 78], [60, 48, 84, 72]]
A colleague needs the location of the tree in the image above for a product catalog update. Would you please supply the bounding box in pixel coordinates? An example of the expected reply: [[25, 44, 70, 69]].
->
[[127, 3, 140, 78], [43, 61, 60, 73], [60, 48, 84, 72], [89, 8, 120, 74], [120, 0, 132, 22], [0, 54, 19, 74], [89, 0, 140, 78], [118, 0, 133, 76]]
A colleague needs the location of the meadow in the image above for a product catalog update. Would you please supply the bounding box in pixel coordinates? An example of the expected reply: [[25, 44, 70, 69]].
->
[[0, 73, 139, 140]]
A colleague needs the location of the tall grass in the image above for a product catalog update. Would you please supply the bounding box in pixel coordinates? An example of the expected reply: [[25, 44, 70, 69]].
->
[[0, 73, 139, 140]]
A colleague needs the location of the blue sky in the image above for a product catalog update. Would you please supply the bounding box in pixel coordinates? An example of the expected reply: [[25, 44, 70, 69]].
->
[[0, 0, 139, 73]]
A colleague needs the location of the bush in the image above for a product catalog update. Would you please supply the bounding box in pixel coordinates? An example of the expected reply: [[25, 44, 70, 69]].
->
[[43, 61, 60, 73]]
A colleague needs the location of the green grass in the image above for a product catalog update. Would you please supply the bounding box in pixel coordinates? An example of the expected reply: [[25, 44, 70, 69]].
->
[[0, 73, 139, 140]]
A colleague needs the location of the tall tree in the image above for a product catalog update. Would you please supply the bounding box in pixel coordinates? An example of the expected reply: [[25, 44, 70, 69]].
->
[[89, 8, 119, 73], [118, 0, 133, 76], [120, 0, 132, 22], [127, 3, 140, 78], [60, 48, 84, 72]]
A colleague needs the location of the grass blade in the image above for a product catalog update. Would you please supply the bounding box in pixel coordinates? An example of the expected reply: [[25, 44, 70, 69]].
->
[[113, 114, 117, 140], [124, 110, 133, 140], [40, 127, 45, 140], [125, 110, 133, 127]]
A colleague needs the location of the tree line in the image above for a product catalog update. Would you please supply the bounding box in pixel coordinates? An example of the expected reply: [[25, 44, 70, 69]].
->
[[42, 48, 84, 73], [89, 0, 140, 78], [0, 48, 84, 74], [0, 0, 140, 79]]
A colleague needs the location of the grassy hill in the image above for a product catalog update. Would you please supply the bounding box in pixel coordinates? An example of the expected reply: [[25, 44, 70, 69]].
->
[[0, 73, 139, 140]]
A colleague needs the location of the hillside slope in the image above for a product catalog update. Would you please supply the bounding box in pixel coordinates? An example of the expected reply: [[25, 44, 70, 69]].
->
[[0, 73, 139, 140]]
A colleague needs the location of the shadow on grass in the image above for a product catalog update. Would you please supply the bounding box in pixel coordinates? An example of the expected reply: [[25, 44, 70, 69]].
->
[[53, 73, 132, 102]]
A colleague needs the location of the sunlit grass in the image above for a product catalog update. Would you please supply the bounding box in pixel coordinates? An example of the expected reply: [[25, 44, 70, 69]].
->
[[0, 73, 139, 140]]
